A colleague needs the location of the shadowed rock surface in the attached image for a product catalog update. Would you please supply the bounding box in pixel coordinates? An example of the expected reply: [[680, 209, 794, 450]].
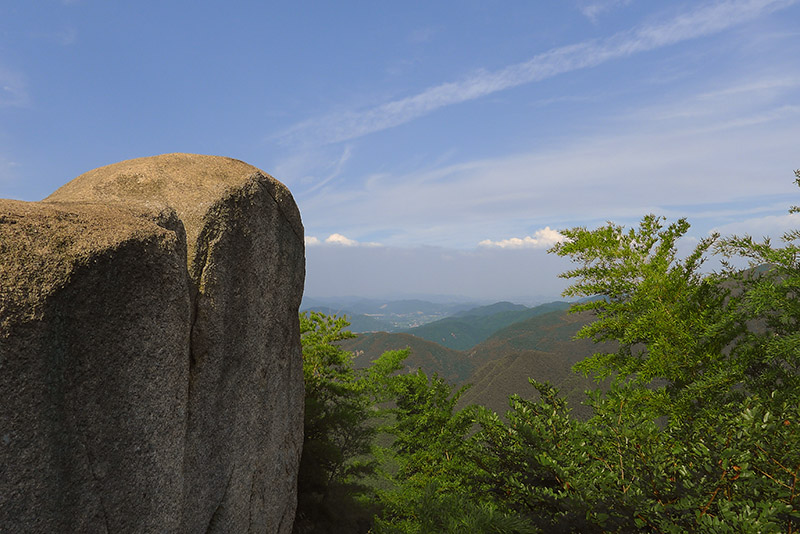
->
[[1, 200, 191, 533], [1, 154, 305, 533]]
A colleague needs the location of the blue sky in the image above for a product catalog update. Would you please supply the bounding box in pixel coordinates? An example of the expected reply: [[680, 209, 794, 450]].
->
[[2, 1, 799, 301]]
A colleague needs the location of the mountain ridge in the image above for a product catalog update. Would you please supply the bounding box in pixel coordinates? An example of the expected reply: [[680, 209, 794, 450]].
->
[[339, 305, 613, 418], [403, 301, 571, 350]]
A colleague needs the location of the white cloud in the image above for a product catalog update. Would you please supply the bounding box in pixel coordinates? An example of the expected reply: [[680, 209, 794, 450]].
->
[[278, 0, 798, 146], [305, 233, 382, 247], [326, 233, 359, 246], [479, 227, 566, 249], [282, 3, 799, 251]]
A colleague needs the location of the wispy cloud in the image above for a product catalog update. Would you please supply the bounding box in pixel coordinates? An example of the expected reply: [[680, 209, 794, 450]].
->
[[479, 227, 566, 249], [279, 0, 797, 146], [633, 76, 800, 122], [0, 66, 30, 107], [0, 154, 21, 186], [297, 76, 799, 248], [408, 26, 437, 44], [56, 28, 78, 46], [305, 145, 352, 194], [580, 0, 634, 23], [699, 76, 800, 99], [272, 145, 353, 193]]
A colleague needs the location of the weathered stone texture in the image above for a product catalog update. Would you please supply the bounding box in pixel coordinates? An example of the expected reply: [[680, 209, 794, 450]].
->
[[1, 154, 305, 533], [0, 200, 191, 532]]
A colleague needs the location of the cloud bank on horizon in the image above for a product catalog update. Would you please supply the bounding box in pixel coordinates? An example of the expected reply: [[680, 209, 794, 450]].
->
[[2, 0, 799, 298]]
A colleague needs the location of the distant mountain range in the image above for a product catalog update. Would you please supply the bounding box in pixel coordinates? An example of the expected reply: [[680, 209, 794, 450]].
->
[[300, 297, 482, 331], [309, 272, 769, 419], [301, 297, 572, 351], [299, 306, 396, 333]]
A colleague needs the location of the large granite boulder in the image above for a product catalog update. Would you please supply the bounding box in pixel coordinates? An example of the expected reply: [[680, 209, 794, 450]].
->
[[0, 154, 305, 533]]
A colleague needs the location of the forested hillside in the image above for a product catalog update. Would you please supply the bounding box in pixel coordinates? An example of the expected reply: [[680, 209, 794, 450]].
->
[[338, 300, 578, 377], [459, 310, 612, 419], [346, 331, 465, 385], [402, 301, 571, 350], [340, 306, 609, 417]]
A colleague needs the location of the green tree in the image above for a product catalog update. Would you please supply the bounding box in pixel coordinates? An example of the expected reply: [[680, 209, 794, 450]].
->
[[294, 311, 407, 534], [549, 214, 745, 421], [499, 171, 800, 532], [374, 368, 539, 534], [459, 172, 800, 532]]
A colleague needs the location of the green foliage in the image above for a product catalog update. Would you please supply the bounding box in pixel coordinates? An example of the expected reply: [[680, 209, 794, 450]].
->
[[373, 481, 539, 534], [550, 215, 741, 414], [295, 311, 407, 534], [375, 171, 800, 532], [296, 311, 539, 533], [374, 369, 540, 534], [513, 172, 800, 531], [714, 174, 800, 405], [469, 379, 799, 533]]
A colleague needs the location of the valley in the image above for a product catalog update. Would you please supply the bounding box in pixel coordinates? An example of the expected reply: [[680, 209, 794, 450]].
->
[[309, 298, 613, 419]]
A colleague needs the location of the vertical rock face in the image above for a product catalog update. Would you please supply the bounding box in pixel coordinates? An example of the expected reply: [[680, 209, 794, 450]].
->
[[0, 201, 192, 533], [1, 154, 305, 533]]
